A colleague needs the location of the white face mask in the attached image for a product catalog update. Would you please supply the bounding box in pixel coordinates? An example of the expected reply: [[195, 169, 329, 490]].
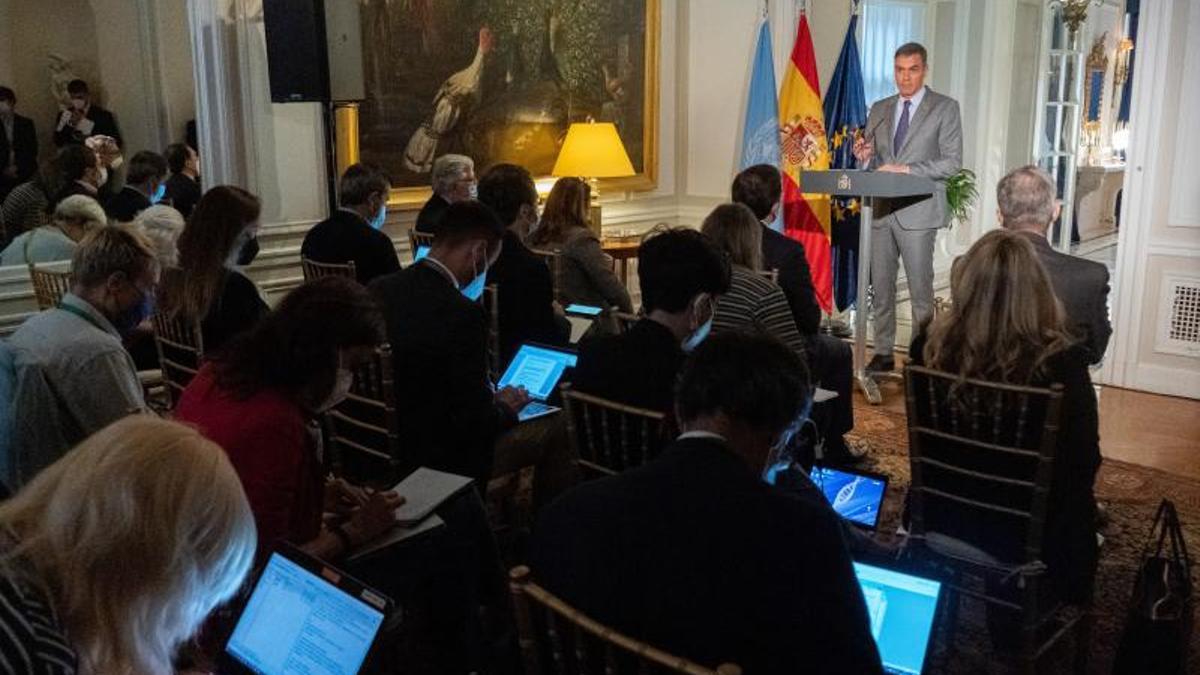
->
[[94, 167, 109, 188], [316, 366, 355, 413]]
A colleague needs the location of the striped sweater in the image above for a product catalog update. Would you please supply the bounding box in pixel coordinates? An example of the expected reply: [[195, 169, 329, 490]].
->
[[712, 266, 807, 358], [0, 558, 76, 675]]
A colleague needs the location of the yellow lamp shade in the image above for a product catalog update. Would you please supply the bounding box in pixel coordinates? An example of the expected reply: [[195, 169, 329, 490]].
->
[[552, 122, 636, 178]]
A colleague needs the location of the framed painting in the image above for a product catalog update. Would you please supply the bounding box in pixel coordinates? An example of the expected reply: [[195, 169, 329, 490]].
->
[[340, 0, 660, 207]]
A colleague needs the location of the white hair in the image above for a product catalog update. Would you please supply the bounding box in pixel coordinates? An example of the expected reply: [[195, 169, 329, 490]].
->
[[431, 154, 474, 195], [134, 205, 186, 267], [52, 194, 107, 231]]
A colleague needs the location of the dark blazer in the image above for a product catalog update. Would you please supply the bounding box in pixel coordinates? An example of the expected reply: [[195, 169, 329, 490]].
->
[[369, 262, 516, 483], [570, 318, 683, 414], [53, 104, 122, 148], [908, 330, 1100, 601], [162, 268, 269, 355], [104, 186, 151, 222], [1021, 231, 1112, 364], [163, 172, 201, 219], [532, 436, 883, 675], [761, 224, 822, 335], [489, 230, 569, 365], [415, 193, 449, 234], [0, 113, 38, 183], [50, 181, 99, 210], [301, 208, 401, 285]]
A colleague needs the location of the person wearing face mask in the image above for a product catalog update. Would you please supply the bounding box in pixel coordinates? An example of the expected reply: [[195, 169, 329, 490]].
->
[[415, 154, 476, 234], [52, 79, 122, 149], [103, 150, 167, 223], [0, 86, 38, 206], [162, 143, 202, 218], [370, 200, 532, 485], [301, 162, 401, 285], [2, 225, 158, 488], [476, 163, 570, 365], [158, 185, 268, 355], [570, 227, 730, 421], [531, 332, 883, 675], [176, 276, 509, 672]]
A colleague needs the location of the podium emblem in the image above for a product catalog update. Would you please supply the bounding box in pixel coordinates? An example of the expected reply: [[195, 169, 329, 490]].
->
[[838, 173, 852, 191]]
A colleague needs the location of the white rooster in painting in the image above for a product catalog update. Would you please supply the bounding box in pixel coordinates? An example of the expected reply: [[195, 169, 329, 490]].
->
[[403, 26, 495, 173]]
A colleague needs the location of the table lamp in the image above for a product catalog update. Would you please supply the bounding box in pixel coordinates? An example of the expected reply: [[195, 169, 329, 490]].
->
[[552, 121, 635, 236]]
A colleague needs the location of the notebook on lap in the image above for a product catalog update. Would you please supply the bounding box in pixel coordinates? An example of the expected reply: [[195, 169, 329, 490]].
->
[[223, 545, 393, 675], [497, 342, 577, 422], [809, 464, 889, 530], [853, 562, 943, 675]]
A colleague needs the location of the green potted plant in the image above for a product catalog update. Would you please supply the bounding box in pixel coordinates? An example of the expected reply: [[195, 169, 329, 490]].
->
[[945, 168, 979, 228]]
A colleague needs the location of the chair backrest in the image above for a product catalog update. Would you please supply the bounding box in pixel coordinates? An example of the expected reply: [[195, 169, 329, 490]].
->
[[301, 257, 357, 282], [758, 268, 780, 285], [560, 383, 667, 478], [530, 248, 563, 300], [28, 265, 72, 311], [407, 228, 436, 259], [903, 364, 1065, 567], [150, 312, 205, 409], [509, 566, 741, 675], [482, 283, 500, 382], [323, 344, 402, 485]]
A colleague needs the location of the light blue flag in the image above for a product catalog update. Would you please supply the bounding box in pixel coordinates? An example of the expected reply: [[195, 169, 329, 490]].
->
[[740, 18, 784, 231]]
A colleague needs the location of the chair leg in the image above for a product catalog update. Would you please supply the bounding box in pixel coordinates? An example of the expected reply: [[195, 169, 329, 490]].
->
[[1073, 608, 1093, 674]]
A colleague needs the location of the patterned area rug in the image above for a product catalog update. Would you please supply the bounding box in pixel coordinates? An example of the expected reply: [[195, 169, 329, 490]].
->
[[848, 402, 1200, 674]]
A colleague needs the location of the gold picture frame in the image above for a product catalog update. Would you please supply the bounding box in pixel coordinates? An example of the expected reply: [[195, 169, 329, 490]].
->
[[337, 0, 660, 209]]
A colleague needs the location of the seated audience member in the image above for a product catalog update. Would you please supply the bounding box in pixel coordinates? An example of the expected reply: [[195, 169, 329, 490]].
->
[[571, 227, 730, 415], [1, 161, 63, 246], [533, 332, 883, 674], [0, 416, 256, 674], [733, 164, 862, 464], [910, 229, 1101, 604], [52, 79, 122, 148], [997, 165, 1111, 364], [104, 150, 167, 222], [0, 86, 38, 205], [159, 185, 268, 353], [0, 194, 105, 266], [476, 163, 570, 364], [701, 203, 806, 355], [300, 162, 401, 284], [416, 154, 475, 233], [133, 204, 185, 268], [528, 177, 633, 313], [3, 226, 158, 487], [49, 144, 106, 208], [162, 142, 201, 218], [370, 201, 530, 483], [175, 277, 501, 672]]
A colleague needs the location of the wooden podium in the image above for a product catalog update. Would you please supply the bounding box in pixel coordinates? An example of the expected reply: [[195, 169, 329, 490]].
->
[[799, 170, 937, 404]]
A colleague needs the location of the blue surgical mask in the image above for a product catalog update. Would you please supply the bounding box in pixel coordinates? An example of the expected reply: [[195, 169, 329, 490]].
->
[[681, 295, 715, 353], [150, 183, 166, 205], [115, 289, 155, 336], [461, 256, 488, 301], [369, 205, 387, 230]]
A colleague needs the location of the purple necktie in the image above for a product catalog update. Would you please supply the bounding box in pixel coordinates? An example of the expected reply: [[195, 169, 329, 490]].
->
[[894, 99, 911, 152]]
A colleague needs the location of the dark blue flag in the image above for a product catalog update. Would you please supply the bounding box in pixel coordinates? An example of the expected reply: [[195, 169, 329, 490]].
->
[[822, 12, 867, 312]]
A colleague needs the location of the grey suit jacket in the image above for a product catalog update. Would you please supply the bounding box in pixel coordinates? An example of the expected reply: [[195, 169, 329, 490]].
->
[[864, 87, 963, 230], [1022, 231, 1112, 364]]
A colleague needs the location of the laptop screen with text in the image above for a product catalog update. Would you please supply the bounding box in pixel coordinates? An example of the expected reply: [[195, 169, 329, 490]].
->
[[497, 344, 577, 401], [853, 562, 942, 675]]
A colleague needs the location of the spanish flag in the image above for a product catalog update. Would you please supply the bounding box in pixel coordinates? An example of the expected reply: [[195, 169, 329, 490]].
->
[[779, 13, 833, 313]]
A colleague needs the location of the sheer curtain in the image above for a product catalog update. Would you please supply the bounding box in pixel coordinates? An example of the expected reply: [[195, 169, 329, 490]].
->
[[860, 0, 927, 106]]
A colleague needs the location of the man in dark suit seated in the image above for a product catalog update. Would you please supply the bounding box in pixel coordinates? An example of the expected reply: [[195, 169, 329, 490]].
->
[[476, 163, 570, 365], [570, 227, 731, 415], [162, 143, 202, 219], [302, 162, 401, 285], [104, 150, 166, 223], [49, 144, 106, 209], [52, 79, 122, 149], [997, 165, 1112, 365], [733, 164, 863, 465], [532, 332, 884, 675], [0, 86, 38, 205], [415, 154, 475, 234], [369, 201, 530, 483]]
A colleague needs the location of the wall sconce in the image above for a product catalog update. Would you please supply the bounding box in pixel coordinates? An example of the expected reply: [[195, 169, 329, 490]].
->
[[1115, 36, 1134, 86]]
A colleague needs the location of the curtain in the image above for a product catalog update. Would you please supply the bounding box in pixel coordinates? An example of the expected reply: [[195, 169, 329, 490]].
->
[[860, 0, 927, 106]]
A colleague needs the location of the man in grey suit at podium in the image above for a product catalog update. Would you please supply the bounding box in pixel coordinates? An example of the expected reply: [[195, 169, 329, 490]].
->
[[853, 42, 962, 372]]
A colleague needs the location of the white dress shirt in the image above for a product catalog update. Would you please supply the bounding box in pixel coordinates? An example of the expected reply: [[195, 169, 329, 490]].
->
[[893, 85, 928, 138]]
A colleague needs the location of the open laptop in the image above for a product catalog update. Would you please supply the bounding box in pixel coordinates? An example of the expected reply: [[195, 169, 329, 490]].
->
[[222, 545, 393, 675], [809, 464, 889, 530], [413, 245, 430, 262], [853, 562, 943, 675], [496, 342, 578, 422]]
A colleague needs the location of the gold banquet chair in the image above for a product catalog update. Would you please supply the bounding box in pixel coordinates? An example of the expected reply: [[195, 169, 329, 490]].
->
[[407, 228, 436, 261], [560, 383, 667, 478], [509, 566, 742, 675], [531, 248, 563, 300], [323, 344, 403, 485], [481, 283, 501, 382], [150, 312, 205, 410], [29, 264, 72, 311], [757, 268, 780, 284], [301, 257, 357, 282]]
